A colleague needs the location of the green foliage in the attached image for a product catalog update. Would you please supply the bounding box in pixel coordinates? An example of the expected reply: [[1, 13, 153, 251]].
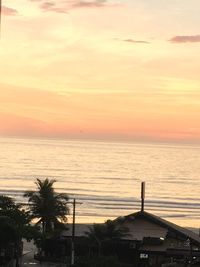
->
[[85, 220, 129, 257], [0, 216, 19, 243], [86, 219, 129, 244], [104, 220, 129, 240], [86, 223, 106, 243], [24, 178, 69, 234], [0, 195, 38, 241]]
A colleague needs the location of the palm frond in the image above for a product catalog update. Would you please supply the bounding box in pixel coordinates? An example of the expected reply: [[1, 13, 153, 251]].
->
[[25, 178, 69, 233]]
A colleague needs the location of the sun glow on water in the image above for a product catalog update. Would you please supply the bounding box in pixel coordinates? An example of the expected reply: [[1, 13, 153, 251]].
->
[[0, 137, 200, 227]]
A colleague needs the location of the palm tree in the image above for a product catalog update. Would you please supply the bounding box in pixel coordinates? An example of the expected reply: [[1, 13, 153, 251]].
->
[[24, 178, 69, 235], [85, 220, 129, 256]]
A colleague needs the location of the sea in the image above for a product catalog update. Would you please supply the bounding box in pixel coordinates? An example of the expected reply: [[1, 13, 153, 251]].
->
[[0, 137, 200, 228]]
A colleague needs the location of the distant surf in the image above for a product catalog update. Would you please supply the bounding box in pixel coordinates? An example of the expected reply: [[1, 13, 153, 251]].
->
[[0, 137, 200, 227]]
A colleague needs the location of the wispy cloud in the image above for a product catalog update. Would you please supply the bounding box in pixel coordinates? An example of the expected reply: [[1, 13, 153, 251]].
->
[[123, 38, 150, 44], [72, 0, 107, 8], [39, 0, 109, 13], [114, 38, 150, 44], [40, 1, 68, 13], [2, 6, 18, 16], [170, 35, 200, 43]]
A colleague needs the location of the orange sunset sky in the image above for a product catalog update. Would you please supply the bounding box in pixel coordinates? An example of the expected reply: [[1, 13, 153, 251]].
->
[[0, 0, 200, 143]]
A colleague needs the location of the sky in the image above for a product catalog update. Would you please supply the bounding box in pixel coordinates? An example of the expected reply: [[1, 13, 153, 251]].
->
[[1, 0, 200, 143]]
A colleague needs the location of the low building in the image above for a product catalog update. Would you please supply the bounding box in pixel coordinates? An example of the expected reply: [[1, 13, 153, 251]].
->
[[62, 211, 200, 267], [114, 211, 200, 266]]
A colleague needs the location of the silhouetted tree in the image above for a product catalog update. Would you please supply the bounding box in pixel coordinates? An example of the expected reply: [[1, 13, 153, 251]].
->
[[24, 178, 69, 257], [0, 195, 39, 267], [85, 220, 129, 256], [0, 195, 35, 239]]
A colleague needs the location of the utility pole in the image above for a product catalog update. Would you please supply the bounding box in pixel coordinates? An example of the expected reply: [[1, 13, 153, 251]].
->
[[68, 198, 82, 266], [71, 198, 76, 266]]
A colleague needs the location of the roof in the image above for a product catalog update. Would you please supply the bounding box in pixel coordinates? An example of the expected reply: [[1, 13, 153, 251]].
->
[[61, 211, 200, 246], [62, 224, 92, 237], [115, 211, 200, 246]]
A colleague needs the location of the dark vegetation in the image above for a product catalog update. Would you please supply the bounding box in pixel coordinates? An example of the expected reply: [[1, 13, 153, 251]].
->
[[24, 178, 69, 256], [24, 178, 69, 235], [73, 256, 132, 267], [0, 178, 130, 266], [85, 219, 129, 256], [0, 195, 39, 267]]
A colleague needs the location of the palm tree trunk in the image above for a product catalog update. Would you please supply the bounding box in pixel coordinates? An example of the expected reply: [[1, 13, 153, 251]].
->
[[41, 220, 46, 256]]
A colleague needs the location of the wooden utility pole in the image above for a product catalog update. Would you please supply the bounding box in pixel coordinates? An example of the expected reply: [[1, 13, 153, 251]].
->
[[69, 198, 82, 266], [71, 198, 76, 266]]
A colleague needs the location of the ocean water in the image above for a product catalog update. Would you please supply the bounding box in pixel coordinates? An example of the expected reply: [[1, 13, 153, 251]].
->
[[0, 137, 200, 227]]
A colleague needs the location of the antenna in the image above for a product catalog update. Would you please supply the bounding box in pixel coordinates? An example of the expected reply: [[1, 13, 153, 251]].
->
[[141, 181, 145, 212]]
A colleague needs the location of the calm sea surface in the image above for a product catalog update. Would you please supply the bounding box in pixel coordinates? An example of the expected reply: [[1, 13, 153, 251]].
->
[[0, 137, 200, 227]]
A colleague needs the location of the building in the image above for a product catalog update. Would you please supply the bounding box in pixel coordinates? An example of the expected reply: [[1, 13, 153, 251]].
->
[[114, 210, 200, 266], [62, 211, 200, 266], [58, 183, 200, 266]]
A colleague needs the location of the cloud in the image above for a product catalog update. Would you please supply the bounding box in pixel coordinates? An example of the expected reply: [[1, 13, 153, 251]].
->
[[2, 6, 18, 16], [114, 38, 150, 44], [72, 0, 107, 8], [123, 38, 150, 44], [40, 1, 68, 13], [39, 0, 109, 13], [41, 1, 55, 9], [170, 35, 200, 43]]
